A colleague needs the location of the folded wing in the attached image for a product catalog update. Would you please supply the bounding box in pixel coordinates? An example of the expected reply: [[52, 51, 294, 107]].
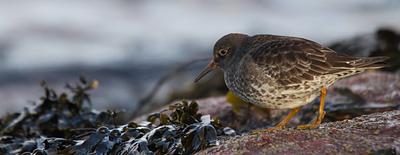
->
[[248, 39, 388, 85]]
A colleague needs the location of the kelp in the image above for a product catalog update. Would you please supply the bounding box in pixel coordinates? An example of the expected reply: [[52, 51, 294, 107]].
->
[[0, 78, 234, 155], [0, 77, 100, 139]]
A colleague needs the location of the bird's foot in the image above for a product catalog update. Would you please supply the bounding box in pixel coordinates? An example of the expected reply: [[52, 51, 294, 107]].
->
[[265, 125, 285, 132], [297, 111, 325, 130], [297, 124, 319, 130]]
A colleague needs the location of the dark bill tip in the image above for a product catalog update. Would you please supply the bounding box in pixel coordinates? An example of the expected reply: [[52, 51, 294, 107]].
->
[[194, 61, 217, 83]]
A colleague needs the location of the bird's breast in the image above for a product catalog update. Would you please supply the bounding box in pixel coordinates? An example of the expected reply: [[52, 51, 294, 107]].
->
[[223, 66, 328, 109], [224, 67, 277, 105]]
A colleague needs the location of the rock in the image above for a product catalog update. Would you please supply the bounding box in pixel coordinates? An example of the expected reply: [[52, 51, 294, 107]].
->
[[199, 110, 400, 155], [329, 71, 400, 103], [323, 71, 400, 122]]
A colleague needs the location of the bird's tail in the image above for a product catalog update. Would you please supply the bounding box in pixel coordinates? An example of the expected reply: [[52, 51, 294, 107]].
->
[[328, 54, 389, 78], [352, 56, 389, 69]]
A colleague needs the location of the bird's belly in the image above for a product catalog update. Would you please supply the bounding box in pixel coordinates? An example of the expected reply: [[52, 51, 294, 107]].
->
[[225, 73, 325, 109]]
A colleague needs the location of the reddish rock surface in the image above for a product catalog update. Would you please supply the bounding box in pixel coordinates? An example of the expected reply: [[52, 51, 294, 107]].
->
[[328, 71, 400, 103], [199, 110, 400, 155]]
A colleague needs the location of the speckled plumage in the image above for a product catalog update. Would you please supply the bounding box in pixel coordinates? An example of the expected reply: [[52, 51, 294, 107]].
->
[[196, 33, 388, 110]]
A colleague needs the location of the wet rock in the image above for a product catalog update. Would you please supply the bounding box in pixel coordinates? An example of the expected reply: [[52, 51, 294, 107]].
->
[[329, 71, 400, 103], [199, 110, 400, 155], [320, 71, 400, 122]]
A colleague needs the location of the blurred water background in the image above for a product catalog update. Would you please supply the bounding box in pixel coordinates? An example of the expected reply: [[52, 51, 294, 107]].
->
[[0, 0, 399, 117]]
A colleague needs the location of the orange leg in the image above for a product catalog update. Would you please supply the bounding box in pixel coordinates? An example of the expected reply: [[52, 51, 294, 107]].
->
[[297, 86, 327, 129], [266, 106, 302, 131]]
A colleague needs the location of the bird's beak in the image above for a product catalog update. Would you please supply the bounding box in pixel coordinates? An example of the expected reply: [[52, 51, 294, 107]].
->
[[194, 60, 217, 83]]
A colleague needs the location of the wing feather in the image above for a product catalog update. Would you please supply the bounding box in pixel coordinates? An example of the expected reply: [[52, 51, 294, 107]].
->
[[248, 39, 343, 85], [246, 35, 388, 85]]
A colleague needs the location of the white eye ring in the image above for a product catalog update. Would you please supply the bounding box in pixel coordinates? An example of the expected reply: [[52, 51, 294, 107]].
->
[[218, 49, 228, 56]]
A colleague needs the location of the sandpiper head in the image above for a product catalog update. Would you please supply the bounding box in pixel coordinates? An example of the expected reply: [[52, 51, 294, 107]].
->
[[194, 33, 248, 82]]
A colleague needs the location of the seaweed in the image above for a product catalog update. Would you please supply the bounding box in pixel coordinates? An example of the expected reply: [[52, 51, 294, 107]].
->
[[0, 78, 234, 155]]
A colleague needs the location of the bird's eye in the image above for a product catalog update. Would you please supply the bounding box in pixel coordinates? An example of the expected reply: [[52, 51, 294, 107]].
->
[[218, 49, 229, 56]]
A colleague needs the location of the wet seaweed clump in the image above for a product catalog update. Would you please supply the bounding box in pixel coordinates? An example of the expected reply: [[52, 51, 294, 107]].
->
[[0, 78, 233, 155]]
